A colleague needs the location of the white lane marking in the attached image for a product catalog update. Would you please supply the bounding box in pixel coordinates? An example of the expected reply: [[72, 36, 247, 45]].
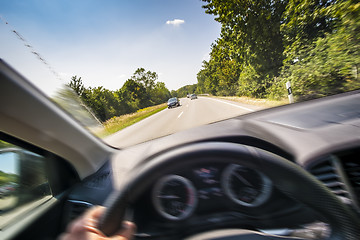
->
[[177, 111, 184, 118], [207, 98, 255, 112]]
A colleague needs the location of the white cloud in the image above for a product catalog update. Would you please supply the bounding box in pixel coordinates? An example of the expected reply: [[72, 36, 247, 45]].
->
[[166, 19, 185, 26]]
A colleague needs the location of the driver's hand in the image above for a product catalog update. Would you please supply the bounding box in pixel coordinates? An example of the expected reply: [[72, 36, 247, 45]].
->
[[58, 206, 136, 240]]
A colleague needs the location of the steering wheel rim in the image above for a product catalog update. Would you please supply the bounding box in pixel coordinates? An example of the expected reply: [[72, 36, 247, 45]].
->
[[98, 142, 360, 239]]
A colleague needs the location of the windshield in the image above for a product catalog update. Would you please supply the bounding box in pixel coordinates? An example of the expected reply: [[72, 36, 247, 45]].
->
[[1, 0, 359, 148]]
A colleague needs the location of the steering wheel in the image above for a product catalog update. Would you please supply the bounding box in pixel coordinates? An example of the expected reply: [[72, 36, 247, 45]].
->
[[98, 142, 360, 239]]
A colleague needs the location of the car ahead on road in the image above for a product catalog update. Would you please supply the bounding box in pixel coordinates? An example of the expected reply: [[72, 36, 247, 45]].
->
[[190, 94, 197, 100], [167, 97, 180, 108], [1, 60, 360, 240]]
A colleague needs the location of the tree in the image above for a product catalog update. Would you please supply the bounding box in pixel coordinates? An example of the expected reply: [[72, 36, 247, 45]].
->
[[66, 67, 171, 122], [131, 68, 157, 91], [174, 84, 198, 97], [200, 0, 287, 97], [80, 87, 119, 122], [281, 0, 337, 65], [53, 85, 102, 127], [197, 60, 219, 95], [150, 82, 171, 104], [119, 79, 147, 110], [67, 76, 85, 97], [199, 0, 359, 100], [129, 68, 167, 107], [278, 0, 360, 100]]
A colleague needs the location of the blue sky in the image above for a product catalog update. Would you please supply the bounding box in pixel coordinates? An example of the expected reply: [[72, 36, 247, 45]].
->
[[0, 152, 17, 175], [0, 0, 221, 93]]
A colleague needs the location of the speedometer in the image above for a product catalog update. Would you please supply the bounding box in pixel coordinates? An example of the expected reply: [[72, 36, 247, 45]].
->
[[222, 164, 272, 207], [152, 175, 197, 220]]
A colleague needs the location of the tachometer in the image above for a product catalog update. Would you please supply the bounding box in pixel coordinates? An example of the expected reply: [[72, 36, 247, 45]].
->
[[222, 164, 272, 207], [152, 175, 197, 220]]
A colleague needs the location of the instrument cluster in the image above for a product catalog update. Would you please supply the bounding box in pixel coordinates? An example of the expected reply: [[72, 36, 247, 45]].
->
[[151, 163, 273, 220]]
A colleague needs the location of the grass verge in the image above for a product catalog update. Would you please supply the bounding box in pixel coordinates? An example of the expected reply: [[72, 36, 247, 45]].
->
[[96, 103, 167, 138], [210, 96, 288, 108]]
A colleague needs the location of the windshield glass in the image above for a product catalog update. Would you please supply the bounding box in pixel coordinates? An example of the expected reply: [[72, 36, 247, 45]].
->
[[1, 0, 359, 148]]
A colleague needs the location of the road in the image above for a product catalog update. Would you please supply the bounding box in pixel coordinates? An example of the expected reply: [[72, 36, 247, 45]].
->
[[104, 97, 264, 148]]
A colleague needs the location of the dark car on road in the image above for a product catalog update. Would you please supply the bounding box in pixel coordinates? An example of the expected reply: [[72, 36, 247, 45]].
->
[[167, 97, 180, 108]]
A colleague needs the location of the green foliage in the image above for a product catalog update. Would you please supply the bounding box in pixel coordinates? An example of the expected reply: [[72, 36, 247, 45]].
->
[[131, 68, 157, 90], [117, 79, 147, 111], [238, 64, 263, 97], [0, 140, 11, 148], [68, 68, 171, 122], [150, 82, 172, 105], [0, 171, 18, 186], [173, 84, 198, 97], [0, 141, 18, 185], [279, 0, 360, 100], [281, 0, 337, 64], [81, 87, 120, 122], [197, 60, 220, 95], [67, 76, 85, 97], [53, 86, 101, 128], [199, 0, 287, 98], [198, 0, 360, 100]]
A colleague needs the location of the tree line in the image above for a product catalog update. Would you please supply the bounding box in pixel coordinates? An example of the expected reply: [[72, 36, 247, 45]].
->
[[171, 84, 198, 98], [67, 68, 171, 122], [197, 0, 360, 100]]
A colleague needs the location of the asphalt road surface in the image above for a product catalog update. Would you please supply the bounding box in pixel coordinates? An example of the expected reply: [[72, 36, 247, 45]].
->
[[105, 97, 264, 148]]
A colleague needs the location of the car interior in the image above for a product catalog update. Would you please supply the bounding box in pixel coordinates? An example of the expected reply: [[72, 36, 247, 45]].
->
[[1, 58, 360, 240]]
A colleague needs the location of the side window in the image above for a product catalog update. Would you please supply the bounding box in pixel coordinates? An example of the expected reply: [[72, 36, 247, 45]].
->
[[0, 139, 52, 228]]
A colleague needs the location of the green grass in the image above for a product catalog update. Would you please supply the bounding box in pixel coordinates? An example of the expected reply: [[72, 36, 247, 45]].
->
[[96, 103, 167, 138]]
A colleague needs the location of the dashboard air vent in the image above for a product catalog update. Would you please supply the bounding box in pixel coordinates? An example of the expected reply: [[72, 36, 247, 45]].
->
[[342, 159, 360, 205], [308, 157, 351, 203]]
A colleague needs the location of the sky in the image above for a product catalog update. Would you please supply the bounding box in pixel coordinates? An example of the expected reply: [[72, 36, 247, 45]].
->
[[0, 0, 221, 95], [0, 152, 17, 175]]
